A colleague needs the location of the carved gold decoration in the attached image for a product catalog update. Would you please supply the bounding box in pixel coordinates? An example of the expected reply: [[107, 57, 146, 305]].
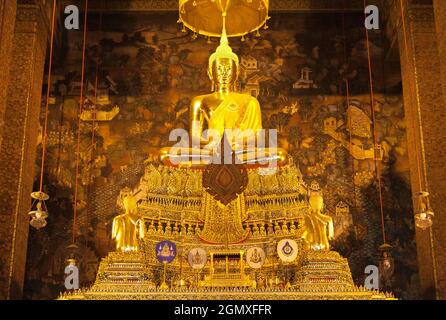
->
[[199, 191, 248, 244], [202, 162, 249, 205], [59, 248, 395, 300], [199, 250, 255, 288]]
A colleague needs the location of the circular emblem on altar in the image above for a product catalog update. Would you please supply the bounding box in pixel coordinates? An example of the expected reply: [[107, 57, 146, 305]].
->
[[156, 240, 177, 263], [277, 239, 298, 263], [188, 247, 207, 270], [246, 247, 266, 269]]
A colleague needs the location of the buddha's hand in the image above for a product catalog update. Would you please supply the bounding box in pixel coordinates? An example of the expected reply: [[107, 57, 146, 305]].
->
[[231, 141, 241, 150], [328, 221, 334, 240], [203, 140, 219, 151]]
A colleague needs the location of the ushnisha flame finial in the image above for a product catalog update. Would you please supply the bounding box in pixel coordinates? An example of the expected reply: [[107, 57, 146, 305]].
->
[[208, 12, 239, 73]]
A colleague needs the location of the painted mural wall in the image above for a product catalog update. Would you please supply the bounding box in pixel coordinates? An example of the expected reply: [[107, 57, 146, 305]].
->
[[24, 11, 419, 299]]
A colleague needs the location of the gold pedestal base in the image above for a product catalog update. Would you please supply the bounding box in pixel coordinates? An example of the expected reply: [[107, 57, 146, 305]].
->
[[58, 250, 395, 300], [60, 288, 394, 300]]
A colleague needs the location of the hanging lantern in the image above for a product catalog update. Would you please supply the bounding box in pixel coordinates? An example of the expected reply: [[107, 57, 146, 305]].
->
[[48, 90, 57, 105], [378, 243, 394, 281], [28, 191, 50, 230], [179, 0, 269, 38], [66, 243, 80, 263], [65, 246, 80, 290], [66, 257, 77, 267], [414, 191, 434, 230]]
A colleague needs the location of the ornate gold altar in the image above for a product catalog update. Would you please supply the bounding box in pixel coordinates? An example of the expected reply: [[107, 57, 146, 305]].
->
[[59, 0, 394, 300], [59, 164, 393, 300]]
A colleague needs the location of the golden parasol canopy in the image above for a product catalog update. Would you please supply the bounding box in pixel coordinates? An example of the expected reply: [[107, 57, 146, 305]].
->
[[179, 0, 269, 38]]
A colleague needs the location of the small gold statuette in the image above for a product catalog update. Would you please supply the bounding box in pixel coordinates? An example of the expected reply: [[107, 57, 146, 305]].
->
[[301, 181, 334, 251], [111, 193, 144, 252]]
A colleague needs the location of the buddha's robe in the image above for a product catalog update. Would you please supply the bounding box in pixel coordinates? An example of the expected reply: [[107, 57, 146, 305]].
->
[[206, 93, 262, 139], [302, 193, 334, 251], [112, 214, 143, 252]]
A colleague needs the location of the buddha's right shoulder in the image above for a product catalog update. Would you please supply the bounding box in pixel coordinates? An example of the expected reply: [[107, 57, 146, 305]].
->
[[191, 94, 207, 103], [191, 94, 213, 107]]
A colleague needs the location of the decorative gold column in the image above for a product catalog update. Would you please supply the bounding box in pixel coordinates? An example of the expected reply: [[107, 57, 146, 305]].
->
[[0, 0, 17, 146], [431, 0, 446, 300], [397, 1, 446, 299], [433, 1, 446, 115], [0, 1, 48, 299]]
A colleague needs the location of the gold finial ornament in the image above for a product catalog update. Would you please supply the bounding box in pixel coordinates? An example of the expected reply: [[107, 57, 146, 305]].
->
[[179, 0, 269, 38], [208, 22, 239, 73]]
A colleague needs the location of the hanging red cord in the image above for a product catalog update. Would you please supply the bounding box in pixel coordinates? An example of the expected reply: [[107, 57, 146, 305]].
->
[[363, 0, 387, 244], [39, 0, 58, 193], [73, 0, 89, 244]]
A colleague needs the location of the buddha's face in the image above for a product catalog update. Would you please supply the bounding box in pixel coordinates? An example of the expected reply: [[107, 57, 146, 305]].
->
[[123, 196, 137, 214], [211, 58, 237, 86]]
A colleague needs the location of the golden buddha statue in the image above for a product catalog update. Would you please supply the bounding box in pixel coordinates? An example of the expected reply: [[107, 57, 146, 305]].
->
[[160, 27, 287, 169], [112, 193, 145, 252], [301, 182, 334, 251]]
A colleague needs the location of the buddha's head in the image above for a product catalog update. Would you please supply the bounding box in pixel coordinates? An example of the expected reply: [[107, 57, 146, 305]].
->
[[211, 57, 237, 86], [123, 195, 137, 215], [208, 31, 239, 89]]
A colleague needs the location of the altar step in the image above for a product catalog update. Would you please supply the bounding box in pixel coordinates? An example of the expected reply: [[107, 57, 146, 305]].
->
[[295, 251, 357, 292]]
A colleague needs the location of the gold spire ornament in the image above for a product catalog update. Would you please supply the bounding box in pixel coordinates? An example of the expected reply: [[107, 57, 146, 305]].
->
[[179, 0, 269, 38], [208, 23, 239, 73]]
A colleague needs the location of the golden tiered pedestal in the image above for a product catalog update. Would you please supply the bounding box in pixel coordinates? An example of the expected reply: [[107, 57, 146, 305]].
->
[[59, 164, 394, 300], [59, 248, 394, 300]]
